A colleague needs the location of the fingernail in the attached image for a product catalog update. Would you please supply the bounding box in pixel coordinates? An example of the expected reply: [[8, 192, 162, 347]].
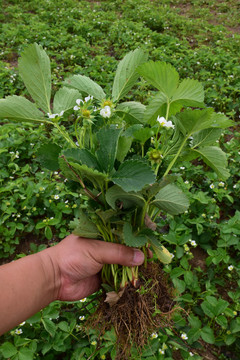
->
[[133, 250, 145, 265]]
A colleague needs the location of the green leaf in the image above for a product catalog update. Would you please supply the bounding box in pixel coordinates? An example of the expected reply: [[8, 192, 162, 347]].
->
[[216, 315, 228, 328], [106, 185, 146, 210], [188, 315, 202, 329], [19, 347, 34, 360], [64, 74, 105, 101], [138, 61, 179, 98], [132, 127, 153, 144], [62, 148, 101, 171], [96, 127, 122, 173], [96, 209, 117, 224], [37, 143, 62, 171], [116, 101, 146, 124], [0, 342, 18, 358], [63, 160, 108, 188], [171, 78, 204, 107], [42, 318, 56, 337], [176, 108, 214, 136], [116, 135, 132, 163], [172, 278, 185, 294], [152, 184, 189, 215], [112, 49, 148, 102], [70, 211, 100, 238], [210, 112, 234, 128], [200, 326, 215, 344], [0, 96, 45, 123], [143, 92, 170, 126], [112, 160, 156, 192], [191, 146, 230, 180], [45, 226, 52, 240], [53, 87, 81, 114], [19, 43, 51, 113], [123, 223, 147, 247], [191, 128, 222, 148]]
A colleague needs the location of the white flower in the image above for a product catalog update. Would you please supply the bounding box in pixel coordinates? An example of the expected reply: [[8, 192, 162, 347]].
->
[[20, 321, 25, 326], [190, 240, 197, 247], [100, 105, 111, 118], [185, 180, 189, 184], [80, 297, 87, 302], [76, 99, 84, 106], [15, 328, 23, 335], [170, 253, 175, 259], [54, 195, 59, 200], [157, 116, 175, 129], [91, 341, 97, 345], [159, 349, 165, 354], [219, 182, 225, 187], [79, 315, 85, 320], [228, 265, 234, 271], [189, 352, 194, 357], [47, 111, 64, 118], [181, 333, 188, 340], [85, 95, 93, 102], [180, 166, 185, 170], [210, 184, 215, 189], [73, 105, 80, 111], [150, 332, 158, 339], [233, 184, 237, 189]]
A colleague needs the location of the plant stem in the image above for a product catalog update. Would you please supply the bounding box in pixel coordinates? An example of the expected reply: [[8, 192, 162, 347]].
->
[[166, 101, 170, 121], [163, 137, 188, 177], [54, 123, 77, 148]]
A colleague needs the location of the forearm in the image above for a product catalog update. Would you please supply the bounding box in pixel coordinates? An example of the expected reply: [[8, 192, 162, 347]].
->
[[0, 247, 60, 335]]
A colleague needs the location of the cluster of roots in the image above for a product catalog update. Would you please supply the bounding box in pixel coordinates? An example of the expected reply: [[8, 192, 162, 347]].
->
[[86, 262, 176, 360]]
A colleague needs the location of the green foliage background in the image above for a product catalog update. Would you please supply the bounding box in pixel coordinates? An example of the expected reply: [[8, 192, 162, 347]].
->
[[0, 0, 239, 359]]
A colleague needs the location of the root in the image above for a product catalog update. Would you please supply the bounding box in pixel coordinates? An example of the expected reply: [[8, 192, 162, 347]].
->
[[86, 262, 176, 360]]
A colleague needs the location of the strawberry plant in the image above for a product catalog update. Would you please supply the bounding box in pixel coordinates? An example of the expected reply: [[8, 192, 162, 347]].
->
[[0, 43, 233, 357]]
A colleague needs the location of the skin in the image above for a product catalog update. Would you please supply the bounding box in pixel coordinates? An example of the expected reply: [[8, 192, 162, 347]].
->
[[0, 234, 145, 335]]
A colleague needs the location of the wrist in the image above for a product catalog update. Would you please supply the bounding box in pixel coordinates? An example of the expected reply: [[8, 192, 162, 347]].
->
[[37, 246, 61, 303]]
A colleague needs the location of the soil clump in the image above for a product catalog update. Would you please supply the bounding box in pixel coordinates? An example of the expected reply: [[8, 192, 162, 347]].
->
[[87, 262, 175, 360]]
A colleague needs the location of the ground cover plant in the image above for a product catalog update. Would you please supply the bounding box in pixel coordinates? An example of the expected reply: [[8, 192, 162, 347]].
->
[[0, 0, 240, 359]]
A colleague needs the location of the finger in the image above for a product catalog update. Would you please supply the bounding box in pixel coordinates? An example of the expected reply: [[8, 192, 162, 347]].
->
[[90, 241, 145, 267]]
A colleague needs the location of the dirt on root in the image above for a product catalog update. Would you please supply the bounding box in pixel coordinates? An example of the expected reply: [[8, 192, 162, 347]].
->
[[86, 262, 176, 360]]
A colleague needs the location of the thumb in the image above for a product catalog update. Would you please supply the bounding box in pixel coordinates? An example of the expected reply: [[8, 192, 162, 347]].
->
[[91, 241, 145, 267]]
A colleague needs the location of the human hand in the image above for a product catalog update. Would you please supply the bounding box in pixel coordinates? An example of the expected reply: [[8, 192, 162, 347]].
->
[[48, 234, 145, 301]]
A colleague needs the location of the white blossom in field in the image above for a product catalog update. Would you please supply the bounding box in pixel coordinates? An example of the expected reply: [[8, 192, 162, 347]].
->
[[80, 297, 87, 302], [85, 95, 93, 102], [47, 111, 64, 118], [170, 253, 175, 259], [74, 98, 84, 110], [181, 333, 188, 340], [150, 332, 158, 339], [159, 349, 165, 354], [91, 341, 97, 346], [190, 240, 197, 247], [100, 105, 111, 118], [228, 265, 234, 271], [219, 182, 225, 187], [157, 116, 175, 129], [210, 184, 215, 189], [20, 321, 25, 326], [189, 352, 194, 357], [185, 180, 189, 184], [180, 166, 185, 170], [54, 195, 59, 200], [15, 328, 23, 335], [79, 315, 85, 320]]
